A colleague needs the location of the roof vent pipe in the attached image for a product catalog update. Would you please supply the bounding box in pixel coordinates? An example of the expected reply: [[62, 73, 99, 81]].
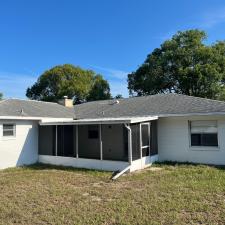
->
[[110, 100, 120, 105], [20, 108, 26, 116]]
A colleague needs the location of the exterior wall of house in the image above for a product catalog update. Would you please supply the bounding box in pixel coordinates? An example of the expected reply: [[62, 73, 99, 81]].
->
[[130, 154, 159, 172], [0, 120, 38, 169], [158, 115, 225, 165], [38, 155, 129, 171]]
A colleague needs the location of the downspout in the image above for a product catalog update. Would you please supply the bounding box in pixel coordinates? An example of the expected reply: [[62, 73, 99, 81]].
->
[[124, 123, 132, 165], [112, 123, 132, 180], [55, 125, 58, 156]]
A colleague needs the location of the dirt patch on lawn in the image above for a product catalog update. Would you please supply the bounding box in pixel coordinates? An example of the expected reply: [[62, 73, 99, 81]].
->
[[133, 166, 163, 174], [147, 167, 163, 171]]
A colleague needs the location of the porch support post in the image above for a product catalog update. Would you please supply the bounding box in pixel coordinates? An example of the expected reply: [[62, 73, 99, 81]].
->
[[76, 125, 79, 158], [55, 125, 58, 156], [99, 124, 103, 160], [149, 122, 151, 156], [124, 124, 132, 164], [139, 123, 142, 159]]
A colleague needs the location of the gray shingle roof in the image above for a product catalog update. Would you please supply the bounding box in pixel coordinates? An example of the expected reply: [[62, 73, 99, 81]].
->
[[1, 94, 225, 119], [0, 99, 74, 118], [73, 94, 225, 119]]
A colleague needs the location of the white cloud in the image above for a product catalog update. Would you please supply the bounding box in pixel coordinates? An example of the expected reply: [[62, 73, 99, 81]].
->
[[109, 80, 128, 97], [199, 7, 225, 28], [0, 72, 37, 99], [154, 7, 225, 43], [90, 65, 130, 97], [90, 65, 128, 80], [153, 31, 175, 41]]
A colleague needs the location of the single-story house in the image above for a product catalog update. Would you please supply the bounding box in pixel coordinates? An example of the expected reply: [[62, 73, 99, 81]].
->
[[1, 93, 225, 172]]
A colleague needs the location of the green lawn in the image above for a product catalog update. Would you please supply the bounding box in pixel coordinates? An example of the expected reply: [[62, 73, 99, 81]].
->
[[0, 163, 225, 225]]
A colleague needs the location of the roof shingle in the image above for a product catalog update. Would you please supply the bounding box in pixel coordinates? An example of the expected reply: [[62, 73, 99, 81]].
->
[[73, 94, 225, 119], [1, 94, 225, 119], [0, 99, 74, 118]]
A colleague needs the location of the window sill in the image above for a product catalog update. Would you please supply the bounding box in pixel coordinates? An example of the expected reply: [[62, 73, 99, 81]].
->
[[189, 146, 220, 151], [1, 136, 16, 141]]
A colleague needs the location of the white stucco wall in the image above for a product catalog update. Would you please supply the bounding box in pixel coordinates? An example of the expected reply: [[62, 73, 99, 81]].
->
[[158, 115, 225, 165], [130, 155, 159, 172], [0, 120, 38, 169], [39, 155, 129, 171]]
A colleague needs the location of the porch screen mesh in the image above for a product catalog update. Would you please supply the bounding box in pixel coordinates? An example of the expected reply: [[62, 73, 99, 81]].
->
[[150, 120, 158, 156], [130, 123, 141, 160], [39, 125, 56, 156], [102, 124, 128, 161], [78, 125, 100, 159]]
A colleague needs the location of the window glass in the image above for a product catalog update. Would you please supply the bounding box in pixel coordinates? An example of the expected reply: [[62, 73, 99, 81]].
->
[[3, 124, 15, 137], [88, 125, 99, 139], [190, 121, 218, 147]]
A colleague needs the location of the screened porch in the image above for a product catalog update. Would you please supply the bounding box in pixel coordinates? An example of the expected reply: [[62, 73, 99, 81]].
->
[[38, 117, 158, 172]]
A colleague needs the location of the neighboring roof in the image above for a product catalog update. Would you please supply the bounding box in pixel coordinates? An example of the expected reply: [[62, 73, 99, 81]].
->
[[73, 94, 225, 119], [0, 99, 74, 118]]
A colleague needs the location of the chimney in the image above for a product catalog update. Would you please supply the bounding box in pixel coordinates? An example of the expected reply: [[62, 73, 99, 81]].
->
[[58, 96, 74, 108]]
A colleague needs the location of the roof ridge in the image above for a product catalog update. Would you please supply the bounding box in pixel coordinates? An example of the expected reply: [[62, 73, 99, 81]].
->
[[6, 98, 59, 105], [179, 94, 225, 104], [0, 99, 8, 105], [74, 93, 171, 106]]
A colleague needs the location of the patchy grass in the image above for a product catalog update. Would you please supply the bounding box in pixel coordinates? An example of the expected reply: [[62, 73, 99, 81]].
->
[[0, 163, 225, 224]]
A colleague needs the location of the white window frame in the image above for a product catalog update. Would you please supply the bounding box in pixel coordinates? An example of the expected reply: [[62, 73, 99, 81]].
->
[[189, 120, 219, 150], [2, 123, 16, 138]]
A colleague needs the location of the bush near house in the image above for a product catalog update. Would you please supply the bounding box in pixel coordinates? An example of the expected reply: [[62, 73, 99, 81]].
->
[[0, 163, 225, 224]]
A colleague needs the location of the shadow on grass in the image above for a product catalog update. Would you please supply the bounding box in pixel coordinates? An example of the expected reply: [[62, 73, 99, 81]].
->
[[154, 161, 225, 171], [23, 163, 111, 175], [17, 161, 225, 177]]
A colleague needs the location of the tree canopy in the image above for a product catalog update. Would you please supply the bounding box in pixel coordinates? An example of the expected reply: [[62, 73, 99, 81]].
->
[[128, 29, 225, 100], [86, 75, 111, 101], [26, 64, 111, 103], [0, 93, 3, 100]]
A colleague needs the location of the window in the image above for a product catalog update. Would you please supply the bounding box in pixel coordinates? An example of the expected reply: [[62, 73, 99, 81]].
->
[[3, 124, 16, 137], [190, 121, 218, 147], [88, 125, 99, 139]]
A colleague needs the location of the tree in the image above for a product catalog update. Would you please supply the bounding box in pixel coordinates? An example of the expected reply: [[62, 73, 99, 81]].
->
[[26, 64, 111, 102], [0, 93, 3, 100], [114, 94, 123, 99], [128, 29, 225, 100], [86, 75, 111, 101]]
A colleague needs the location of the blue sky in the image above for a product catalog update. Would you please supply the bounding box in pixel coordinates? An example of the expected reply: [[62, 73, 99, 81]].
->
[[0, 0, 225, 99]]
